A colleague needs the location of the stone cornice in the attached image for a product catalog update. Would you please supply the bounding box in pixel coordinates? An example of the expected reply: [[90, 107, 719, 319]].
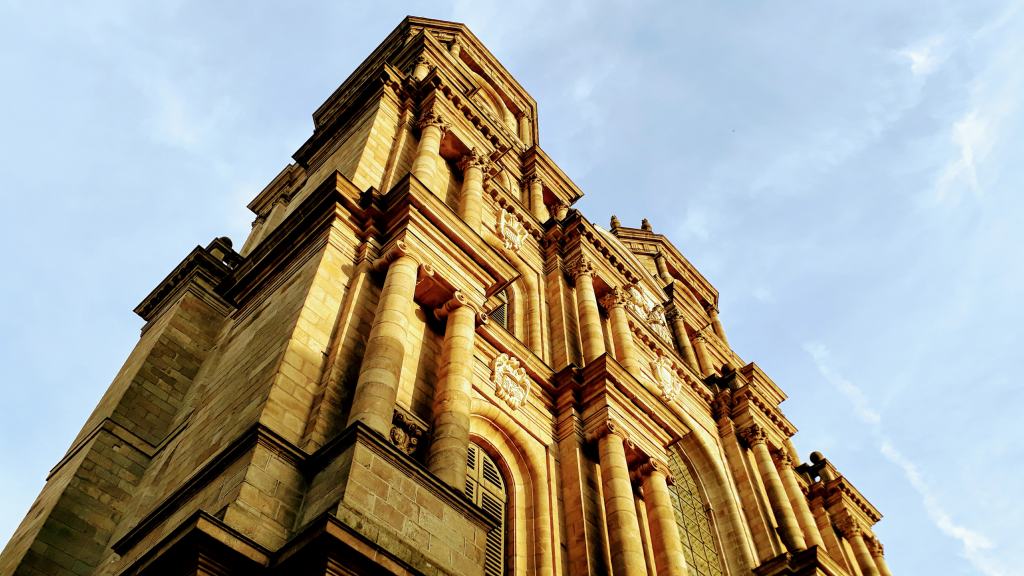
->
[[731, 381, 797, 438], [612, 225, 718, 308], [133, 238, 236, 326], [824, 474, 883, 525], [377, 173, 519, 304], [520, 145, 585, 208]]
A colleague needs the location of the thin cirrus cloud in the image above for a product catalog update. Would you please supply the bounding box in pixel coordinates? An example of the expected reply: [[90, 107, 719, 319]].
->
[[804, 342, 1007, 576]]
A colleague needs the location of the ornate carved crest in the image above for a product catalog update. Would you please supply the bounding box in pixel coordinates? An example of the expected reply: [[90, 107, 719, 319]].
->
[[651, 355, 682, 400], [491, 353, 529, 410], [646, 304, 673, 342], [390, 409, 428, 457], [497, 210, 527, 252]]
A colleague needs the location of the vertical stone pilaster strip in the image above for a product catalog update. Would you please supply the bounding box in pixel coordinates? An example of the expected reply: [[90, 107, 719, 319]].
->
[[411, 110, 447, 191], [839, 518, 881, 576], [347, 250, 419, 435], [572, 257, 606, 363], [640, 459, 689, 576], [596, 423, 647, 576], [740, 425, 807, 553], [776, 452, 826, 550], [427, 294, 477, 490]]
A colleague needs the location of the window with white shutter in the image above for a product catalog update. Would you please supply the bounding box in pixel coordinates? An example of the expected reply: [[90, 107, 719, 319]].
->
[[465, 443, 508, 576]]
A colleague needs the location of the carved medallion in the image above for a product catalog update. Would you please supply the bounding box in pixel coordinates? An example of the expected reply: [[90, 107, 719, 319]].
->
[[491, 353, 529, 410], [652, 355, 681, 400], [497, 210, 527, 252]]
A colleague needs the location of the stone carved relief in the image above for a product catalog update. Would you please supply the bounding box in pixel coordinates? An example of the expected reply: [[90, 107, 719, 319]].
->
[[491, 353, 530, 410], [390, 409, 428, 457], [621, 283, 673, 342], [651, 355, 682, 400], [646, 304, 673, 343], [497, 210, 527, 252]]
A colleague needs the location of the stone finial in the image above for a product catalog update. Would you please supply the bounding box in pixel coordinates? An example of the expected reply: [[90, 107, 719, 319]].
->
[[641, 218, 653, 232], [739, 424, 767, 447], [610, 214, 621, 229]]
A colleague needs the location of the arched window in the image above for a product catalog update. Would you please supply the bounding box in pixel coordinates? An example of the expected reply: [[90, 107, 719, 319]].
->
[[465, 443, 508, 576], [666, 449, 725, 576]]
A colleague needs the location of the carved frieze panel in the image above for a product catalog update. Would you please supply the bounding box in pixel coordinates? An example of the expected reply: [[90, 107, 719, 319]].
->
[[491, 353, 529, 410]]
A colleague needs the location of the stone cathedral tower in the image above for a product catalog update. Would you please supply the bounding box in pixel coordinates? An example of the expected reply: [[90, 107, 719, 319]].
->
[[1, 16, 891, 576]]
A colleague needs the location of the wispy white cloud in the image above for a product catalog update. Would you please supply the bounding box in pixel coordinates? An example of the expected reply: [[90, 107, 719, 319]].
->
[[898, 35, 948, 77], [804, 341, 1006, 576]]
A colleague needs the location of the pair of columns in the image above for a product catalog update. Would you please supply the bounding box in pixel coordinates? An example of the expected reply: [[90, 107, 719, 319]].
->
[[411, 110, 487, 232], [838, 518, 893, 576], [739, 424, 828, 555], [594, 422, 689, 576], [346, 242, 481, 491]]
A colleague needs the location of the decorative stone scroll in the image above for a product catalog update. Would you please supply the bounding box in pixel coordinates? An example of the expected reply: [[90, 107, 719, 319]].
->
[[491, 353, 530, 410], [651, 355, 682, 401], [390, 408, 429, 457], [497, 209, 527, 252]]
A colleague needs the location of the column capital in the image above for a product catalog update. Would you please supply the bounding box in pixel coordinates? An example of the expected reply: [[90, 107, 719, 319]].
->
[[639, 457, 673, 483], [434, 290, 470, 320], [739, 424, 767, 447], [600, 286, 629, 310], [867, 537, 884, 558], [526, 173, 543, 187], [458, 147, 491, 173], [591, 418, 628, 443], [570, 255, 595, 279], [373, 239, 414, 271], [836, 516, 863, 538], [711, 391, 733, 421], [417, 109, 449, 134], [773, 447, 794, 468]]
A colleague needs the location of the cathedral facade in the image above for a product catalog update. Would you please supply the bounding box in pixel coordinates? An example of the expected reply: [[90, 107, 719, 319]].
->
[[0, 17, 890, 576]]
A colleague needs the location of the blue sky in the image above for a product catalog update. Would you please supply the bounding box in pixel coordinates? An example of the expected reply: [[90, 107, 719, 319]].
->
[[1, 1, 1021, 574]]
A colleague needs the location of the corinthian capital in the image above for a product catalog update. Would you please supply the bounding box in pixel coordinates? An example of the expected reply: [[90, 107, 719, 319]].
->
[[836, 516, 862, 539], [571, 255, 595, 279], [739, 424, 766, 447], [458, 147, 491, 172], [866, 537, 884, 557], [600, 286, 629, 310], [417, 109, 448, 133]]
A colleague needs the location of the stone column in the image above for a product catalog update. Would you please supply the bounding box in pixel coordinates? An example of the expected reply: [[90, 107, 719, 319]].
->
[[427, 292, 478, 491], [654, 251, 673, 285], [519, 114, 532, 147], [411, 110, 447, 190], [458, 148, 488, 232], [867, 538, 893, 576], [412, 54, 431, 81], [596, 422, 647, 576], [740, 425, 806, 552], [838, 518, 881, 576], [528, 174, 547, 222], [640, 459, 688, 576], [776, 451, 825, 550], [707, 306, 728, 345], [692, 334, 715, 377], [347, 244, 420, 435], [602, 288, 641, 375], [667, 309, 699, 373], [572, 256, 606, 363]]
